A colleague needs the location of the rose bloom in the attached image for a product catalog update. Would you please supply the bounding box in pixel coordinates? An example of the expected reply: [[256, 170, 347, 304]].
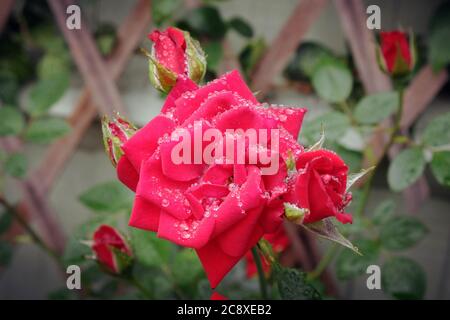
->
[[378, 31, 414, 76], [92, 225, 133, 274], [116, 70, 306, 287], [284, 149, 352, 224]]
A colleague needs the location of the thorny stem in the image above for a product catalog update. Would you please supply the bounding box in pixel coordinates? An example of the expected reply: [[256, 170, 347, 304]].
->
[[0, 195, 63, 269], [251, 246, 269, 300], [309, 87, 405, 279]]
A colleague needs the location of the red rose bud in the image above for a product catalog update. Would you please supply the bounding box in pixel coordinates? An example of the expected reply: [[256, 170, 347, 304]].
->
[[101, 114, 137, 167], [146, 27, 206, 92], [92, 225, 133, 274], [377, 31, 416, 77]]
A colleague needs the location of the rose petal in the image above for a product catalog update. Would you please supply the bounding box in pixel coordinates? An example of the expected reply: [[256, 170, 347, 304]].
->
[[122, 115, 176, 172], [137, 155, 192, 220], [117, 156, 139, 192], [175, 70, 257, 123], [157, 211, 215, 248], [128, 196, 160, 232]]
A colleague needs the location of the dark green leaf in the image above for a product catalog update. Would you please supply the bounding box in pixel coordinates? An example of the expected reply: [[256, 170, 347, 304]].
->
[[183, 6, 227, 40], [335, 239, 380, 280], [372, 199, 396, 226], [79, 181, 133, 212], [24, 118, 70, 144], [27, 72, 70, 117], [430, 151, 450, 187], [0, 107, 25, 136], [228, 17, 253, 38], [380, 216, 427, 250], [0, 212, 13, 234], [421, 112, 450, 147], [203, 41, 223, 72], [387, 148, 426, 192], [354, 92, 399, 124], [131, 228, 173, 268], [239, 38, 266, 78], [382, 257, 426, 299], [276, 267, 321, 300], [312, 63, 353, 103], [4, 153, 27, 178], [285, 42, 338, 80], [0, 241, 13, 266], [428, 2, 450, 71], [152, 0, 182, 26]]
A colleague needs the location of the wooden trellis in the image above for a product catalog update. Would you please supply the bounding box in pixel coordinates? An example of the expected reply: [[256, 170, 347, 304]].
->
[[0, 0, 448, 297]]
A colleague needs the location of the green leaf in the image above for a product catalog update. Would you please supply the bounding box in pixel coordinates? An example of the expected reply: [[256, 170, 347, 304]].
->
[[131, 228, 173, 268], [79, 181, 133, 213], [0, 241, 13, 266], [428, 2, 450, 71], [182, 6, 227, 40], [372, 199, 395, 226], [382, 257, 426, 300], [24, 118, 70, 144], [0, 106, 25, 136], [312, 63, 353, 103], [228, 17, 253, 38], [430, 151, 450, 187], [285, 42, 337, 80], [335, 239, 380, 280], [421, 112, 450, 147], [0, 212, 13, 234], [4, 153, 28, 178], [172, 249, 204, 287], [37, 54, 69, 79], [203, 41, 223, 72], [387, 147, 426, 192], [276, 267, 321, 300], [354, 92, 399, 125], [152, 0, 182, 26], [302, 218, 361, 255], [239, 38, 266, 78], [94, 24, 117, 56], [380, 216, 427, 251], [300, 111, 350, 146], [27, 72, 70, 117]]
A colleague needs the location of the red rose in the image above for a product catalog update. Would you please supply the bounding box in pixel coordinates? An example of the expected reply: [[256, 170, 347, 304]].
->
[[147, 27, 206, 92], [92, 225, 133, 274], [210, 292, 228, 300], [284, 150, 352, 224], [244, 224, 290, 278], [378, 31, 415, 76], [116, 70, 306, 288]]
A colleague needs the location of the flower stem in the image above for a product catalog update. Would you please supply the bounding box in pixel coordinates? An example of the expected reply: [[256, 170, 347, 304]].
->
[[251, 246, 269, 299], [308, 88, 405, 280], [128, 276, 153, 299], [357, 87, 405, 217], [0, 195, 63, 268], [308, 243, 339, 280]]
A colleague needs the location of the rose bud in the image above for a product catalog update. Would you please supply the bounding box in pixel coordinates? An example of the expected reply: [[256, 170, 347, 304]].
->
[[377, 31, 416, 77], [101, 114, 137, 167], [92, 225, 133, 274], [146, 27, 206, 92], [284, 150, 353, 224]]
